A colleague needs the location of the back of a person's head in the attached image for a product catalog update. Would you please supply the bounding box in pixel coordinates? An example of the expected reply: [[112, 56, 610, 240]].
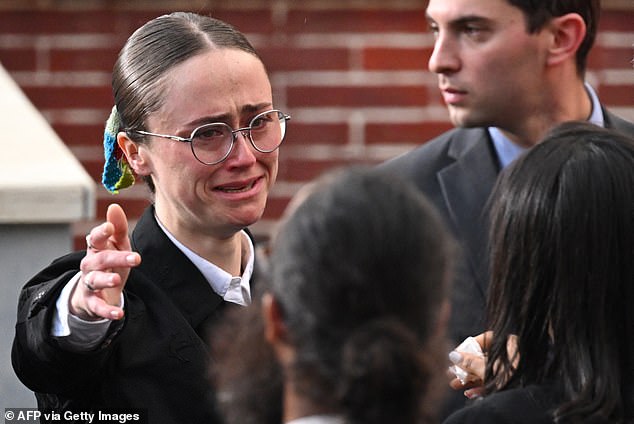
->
[[269, 166, 453, 424], [487, 122, 634, 422]]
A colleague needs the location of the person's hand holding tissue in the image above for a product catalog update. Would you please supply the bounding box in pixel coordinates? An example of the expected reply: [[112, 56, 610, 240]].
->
[[448, 332, 489, 399]]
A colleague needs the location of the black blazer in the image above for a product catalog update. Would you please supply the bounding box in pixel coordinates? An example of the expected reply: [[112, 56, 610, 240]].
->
[[443, 381, 634, 423], [442, 383, 564, 424], [380, 109, 634, 345], [12, 206, 240, 423]]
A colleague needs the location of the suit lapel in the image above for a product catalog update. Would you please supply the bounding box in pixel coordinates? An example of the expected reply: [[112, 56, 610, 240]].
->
[[131, 207, 224, 331], [433, 110, 633, 300], [437, 130, 499, 296], [603, 107, 634, 136]]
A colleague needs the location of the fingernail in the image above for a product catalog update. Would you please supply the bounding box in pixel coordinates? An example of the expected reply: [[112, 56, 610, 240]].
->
[[464, 389, 480, 400], [126, 254, 137, 264], [449, 351, 462, 365]]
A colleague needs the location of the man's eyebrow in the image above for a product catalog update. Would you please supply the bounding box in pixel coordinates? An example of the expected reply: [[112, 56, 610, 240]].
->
[[425, 13, 491, 26], [452, 15, 491, 26]]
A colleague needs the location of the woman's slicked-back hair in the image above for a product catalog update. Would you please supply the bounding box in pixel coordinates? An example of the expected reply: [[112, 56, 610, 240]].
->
[[269, 166, 453, 424], [113, 12, 259, 133], [486, 122, 634, 422], [110, 12, 261, 192]]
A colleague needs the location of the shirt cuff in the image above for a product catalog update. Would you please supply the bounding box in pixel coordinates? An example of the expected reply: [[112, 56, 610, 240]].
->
[[51, 271, 124, 351]]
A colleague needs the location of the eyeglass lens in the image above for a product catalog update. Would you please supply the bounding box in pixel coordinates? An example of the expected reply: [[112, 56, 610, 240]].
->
[[190, 110, 287, 164]]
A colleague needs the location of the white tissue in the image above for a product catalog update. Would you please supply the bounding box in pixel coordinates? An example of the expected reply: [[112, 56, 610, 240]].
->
[[450, 336, 484, 384]]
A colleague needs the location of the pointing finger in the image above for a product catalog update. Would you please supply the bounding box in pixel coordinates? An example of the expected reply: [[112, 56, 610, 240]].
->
[[106, 203, 131, 251]]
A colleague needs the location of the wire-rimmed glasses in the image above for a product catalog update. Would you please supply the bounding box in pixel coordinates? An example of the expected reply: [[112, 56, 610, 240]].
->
[[129, 109, 290, 165]]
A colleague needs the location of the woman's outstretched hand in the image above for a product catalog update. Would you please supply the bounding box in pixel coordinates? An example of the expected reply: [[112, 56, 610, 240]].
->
[[70, 203, 141, 321]]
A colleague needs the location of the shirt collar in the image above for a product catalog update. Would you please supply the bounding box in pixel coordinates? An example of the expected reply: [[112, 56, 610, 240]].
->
[[489, 83, 605, 169], [585, 82, 604, 127], [488, 127, 528, 169], [154, 215, 253, 306]]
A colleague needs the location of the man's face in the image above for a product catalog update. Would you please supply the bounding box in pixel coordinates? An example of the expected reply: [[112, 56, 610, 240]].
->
[[426, 0, 551, 131]]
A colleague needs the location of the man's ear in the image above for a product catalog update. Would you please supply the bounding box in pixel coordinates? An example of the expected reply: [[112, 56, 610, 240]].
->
[[262, 293, 295, 365], [545, 13, 586, 68], [262, 293, 287, 344], [117, 132, 151, 176]]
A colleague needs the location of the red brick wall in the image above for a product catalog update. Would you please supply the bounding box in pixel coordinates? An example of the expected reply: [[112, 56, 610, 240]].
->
[[1, 1, 632, 248]]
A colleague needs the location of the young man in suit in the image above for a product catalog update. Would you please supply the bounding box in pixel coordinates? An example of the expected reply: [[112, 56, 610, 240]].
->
[[379, 0, 634, 417]]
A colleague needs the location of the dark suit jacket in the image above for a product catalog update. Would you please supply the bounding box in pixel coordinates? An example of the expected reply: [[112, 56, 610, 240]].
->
[[12, 206, 240, 423], [442, 383, 564, 424], [379, 109, 634, 418], [381, 109, 634, 344]]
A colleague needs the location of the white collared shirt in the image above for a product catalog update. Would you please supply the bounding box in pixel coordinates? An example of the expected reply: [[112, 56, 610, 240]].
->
[[155, 216, 253, 306]]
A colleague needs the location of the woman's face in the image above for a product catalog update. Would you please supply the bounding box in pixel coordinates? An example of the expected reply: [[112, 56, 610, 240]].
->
[[138, 48, 278, 239]]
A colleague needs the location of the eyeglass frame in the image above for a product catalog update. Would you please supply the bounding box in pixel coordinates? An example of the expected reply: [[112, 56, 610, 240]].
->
[[127, 109, 290, 165]]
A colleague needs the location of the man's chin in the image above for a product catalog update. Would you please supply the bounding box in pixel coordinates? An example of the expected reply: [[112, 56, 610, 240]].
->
[[449, 110, 486, 129]]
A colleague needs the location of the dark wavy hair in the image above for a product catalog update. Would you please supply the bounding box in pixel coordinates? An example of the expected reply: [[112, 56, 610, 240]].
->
[[508, 0, 600, 75], [268, 166, 454, 424], [485, 122, 634, 422], [111, 12, 261, 192]]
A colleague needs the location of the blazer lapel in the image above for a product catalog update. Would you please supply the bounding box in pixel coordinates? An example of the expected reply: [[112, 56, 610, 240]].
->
[[131, 207, 224, 332], [437, 130, 499, 296], [603, 107, 634, 136], [433, 110, 633, 299]]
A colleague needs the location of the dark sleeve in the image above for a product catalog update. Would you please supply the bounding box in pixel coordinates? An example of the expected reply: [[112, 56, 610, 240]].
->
[[442, 401, 509, 424], [442, 387, 557, 424], [11, 252, 123, 396]]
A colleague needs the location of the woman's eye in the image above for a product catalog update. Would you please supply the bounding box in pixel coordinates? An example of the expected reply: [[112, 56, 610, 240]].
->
[[195, 126, 226, 140], [251, 115, 272, 129]]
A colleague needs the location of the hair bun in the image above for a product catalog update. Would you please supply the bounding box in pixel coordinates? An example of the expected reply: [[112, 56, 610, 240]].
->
[[337, 319, 428, 424]]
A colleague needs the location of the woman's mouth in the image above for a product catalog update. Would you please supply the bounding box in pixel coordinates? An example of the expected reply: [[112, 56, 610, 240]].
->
[[215, 177, 260, 194]]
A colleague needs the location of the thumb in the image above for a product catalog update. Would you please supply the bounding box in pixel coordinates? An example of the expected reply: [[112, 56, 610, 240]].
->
[[475, 331, 494, 352], [106, 203, 131, 251]]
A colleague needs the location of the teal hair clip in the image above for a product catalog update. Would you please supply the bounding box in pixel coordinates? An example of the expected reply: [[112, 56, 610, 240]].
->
[[102, 106, 135, 194]]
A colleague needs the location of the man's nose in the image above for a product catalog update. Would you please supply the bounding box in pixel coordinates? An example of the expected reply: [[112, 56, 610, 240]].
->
[[428, 32, 461, 74]]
